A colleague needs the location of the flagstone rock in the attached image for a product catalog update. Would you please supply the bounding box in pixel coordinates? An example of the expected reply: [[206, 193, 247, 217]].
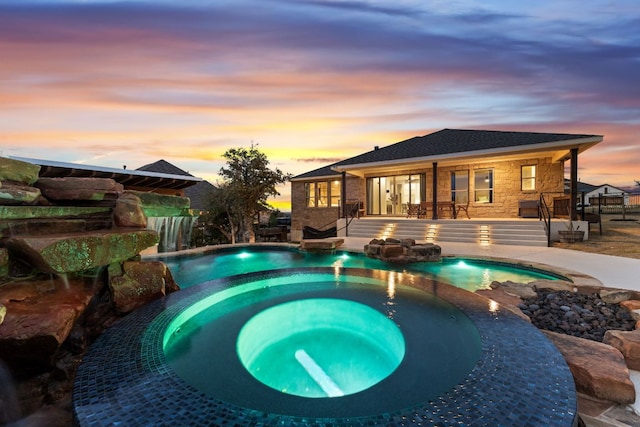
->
[[603, 329, 640, 371], [127, 190, 191, 217], [619, 300, 640, 321], [544, 330, 636, 404], [529, 279, 575, 292], [380, 244, 404, 258], [109, 260, 179, 313], [490, 280, 538, 299], [0, 157, 40, 185], [600, 289, 637, 304], [0, 276, 98, 374], [0, 182, 42, 205], [113, 192, 147, 228], [5, 229, 159, 274], [36, 177, 123, 203]]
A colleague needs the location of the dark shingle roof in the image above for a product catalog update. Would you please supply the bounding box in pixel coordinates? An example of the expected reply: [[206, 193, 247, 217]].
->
[[335, 129, 600, 167], [137, 159, 192, 176], [291, 164, 343, 180]]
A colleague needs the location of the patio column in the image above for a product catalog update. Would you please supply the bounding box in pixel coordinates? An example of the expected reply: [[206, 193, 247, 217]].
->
[[432, 162, 438, 220], [341, 171, 347, 218], [570, 147, 578, 221]]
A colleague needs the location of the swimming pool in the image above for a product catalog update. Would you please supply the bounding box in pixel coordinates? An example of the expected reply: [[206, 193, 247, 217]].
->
[[73, 267, 578, 426], [158, 245, 565, 291]]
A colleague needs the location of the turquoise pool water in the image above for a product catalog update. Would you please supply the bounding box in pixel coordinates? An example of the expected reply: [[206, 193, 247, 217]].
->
[[163, 270, 482, 417], [160, 246, 563, 291]]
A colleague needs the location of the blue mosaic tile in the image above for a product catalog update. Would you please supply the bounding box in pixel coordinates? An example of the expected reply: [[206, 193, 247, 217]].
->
[[73, 267, 578, 427]]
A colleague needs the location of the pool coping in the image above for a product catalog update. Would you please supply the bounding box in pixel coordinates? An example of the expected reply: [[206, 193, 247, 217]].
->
[[73, 266, 579, 427]]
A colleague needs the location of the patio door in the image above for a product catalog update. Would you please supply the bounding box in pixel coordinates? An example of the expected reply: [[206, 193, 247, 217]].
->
[[366, 174, 424, 215]]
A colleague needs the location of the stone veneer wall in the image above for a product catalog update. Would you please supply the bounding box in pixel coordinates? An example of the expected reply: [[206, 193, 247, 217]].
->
[[291, 156, 564, 238]]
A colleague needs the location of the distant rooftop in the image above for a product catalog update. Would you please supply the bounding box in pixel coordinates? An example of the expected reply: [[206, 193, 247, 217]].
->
[[12, 156, 202, 190]]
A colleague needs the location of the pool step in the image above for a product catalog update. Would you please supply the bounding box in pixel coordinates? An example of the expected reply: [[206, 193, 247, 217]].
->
[[345, 219, 548, 247]]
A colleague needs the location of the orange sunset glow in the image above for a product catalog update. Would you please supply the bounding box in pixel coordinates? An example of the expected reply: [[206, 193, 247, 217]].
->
[[1, 1, 639, 211]]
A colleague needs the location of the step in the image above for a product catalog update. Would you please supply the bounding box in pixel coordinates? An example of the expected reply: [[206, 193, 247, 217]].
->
[[344, 218, 549, 247]]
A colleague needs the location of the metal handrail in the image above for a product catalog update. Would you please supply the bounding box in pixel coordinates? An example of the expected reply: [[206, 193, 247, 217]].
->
[[539, 193, 552, 247]]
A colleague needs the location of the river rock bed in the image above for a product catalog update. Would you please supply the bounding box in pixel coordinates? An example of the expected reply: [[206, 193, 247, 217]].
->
[[519, 289, 636, 342]]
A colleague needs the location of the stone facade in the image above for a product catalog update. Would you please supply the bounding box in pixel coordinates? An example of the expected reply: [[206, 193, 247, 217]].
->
[[291, 156, 564, 240]]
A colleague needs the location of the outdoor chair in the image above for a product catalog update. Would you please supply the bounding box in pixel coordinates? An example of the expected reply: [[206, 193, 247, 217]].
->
[[418, 201, 431, 218], [455, 202, 470, 219], [406, 203, 420, 218]]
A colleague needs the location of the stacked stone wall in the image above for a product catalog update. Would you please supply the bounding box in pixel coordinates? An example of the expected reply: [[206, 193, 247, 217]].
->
[[0, 156, 187, 424]]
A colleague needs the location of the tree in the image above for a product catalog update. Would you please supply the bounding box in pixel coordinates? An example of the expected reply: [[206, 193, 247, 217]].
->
[[196, 185, 242, 244], [218, 144, 291, 243]]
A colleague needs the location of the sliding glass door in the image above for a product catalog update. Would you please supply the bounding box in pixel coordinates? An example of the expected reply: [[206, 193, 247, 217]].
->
[[366, 174, 424, 215]]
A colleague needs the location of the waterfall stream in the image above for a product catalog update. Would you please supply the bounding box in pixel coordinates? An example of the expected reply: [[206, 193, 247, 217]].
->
[[147, 216, 197, 253]]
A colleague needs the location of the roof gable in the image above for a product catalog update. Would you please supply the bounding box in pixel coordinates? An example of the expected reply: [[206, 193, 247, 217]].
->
[[137, 159, 192, 176]]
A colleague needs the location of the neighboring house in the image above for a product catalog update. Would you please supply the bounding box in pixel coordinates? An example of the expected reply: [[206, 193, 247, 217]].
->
[[137, 159, 218, 213], [290, 129, 603, 241], [563, 179, 629, 206]]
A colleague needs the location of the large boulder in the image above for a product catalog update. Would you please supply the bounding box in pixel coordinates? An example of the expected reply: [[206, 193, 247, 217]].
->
[[490, 280, 538, 299], [113, 193, 147, 228], [0, 157, 40, 185], [544, 330, 636, 404], [109, 261, 179, 313], [0, 276, 98, 374], [407, 243, 441, 259], [5, 229, 159, 274], [126, 190, 190, 217], [379, 244, 404, 258], [35, 177, 123, 203], [0, 182, 42, 205], [603, 329, 640, 370]]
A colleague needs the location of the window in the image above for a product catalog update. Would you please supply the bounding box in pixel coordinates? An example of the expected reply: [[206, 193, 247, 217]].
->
[[330, 180, 341, 207], [305, 180, 341, 208], [317, 182, 328, 207], [305, 182, 316, 207], [451, 171, 469, 204], [521, 165, 536, 191], [474, 169, 493, 203]]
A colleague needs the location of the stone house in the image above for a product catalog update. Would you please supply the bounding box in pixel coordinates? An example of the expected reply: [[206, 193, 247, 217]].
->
[[290, 129, 603, 242]]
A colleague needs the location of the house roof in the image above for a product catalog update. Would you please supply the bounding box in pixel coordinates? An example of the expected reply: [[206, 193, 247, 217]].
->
[[564, 179, 599, 194], [11, 156, 202, 190], [327, 129, 602, 177], [137, 159, 218, 210], [290, 164, 343, 181], [337, 128, 600, 165]]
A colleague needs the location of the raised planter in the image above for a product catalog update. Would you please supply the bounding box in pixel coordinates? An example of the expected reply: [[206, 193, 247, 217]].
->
[[558, 230, 585, 243]]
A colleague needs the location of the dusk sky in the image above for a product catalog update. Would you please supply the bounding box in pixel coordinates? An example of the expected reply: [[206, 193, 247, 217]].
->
[[1, 0, 639, 211]]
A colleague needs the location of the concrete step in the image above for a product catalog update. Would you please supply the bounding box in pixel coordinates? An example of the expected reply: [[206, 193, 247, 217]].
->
[[345, 218, 549, 247]]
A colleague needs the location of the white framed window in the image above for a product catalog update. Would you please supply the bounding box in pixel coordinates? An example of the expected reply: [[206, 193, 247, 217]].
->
[[521, 165, 536, 191], [330, 180, 341, 207], [474, 169, 493, 203], [305, 180, 341, 208], [451, 170, 469, 203], [305, 182, 316, 207]]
